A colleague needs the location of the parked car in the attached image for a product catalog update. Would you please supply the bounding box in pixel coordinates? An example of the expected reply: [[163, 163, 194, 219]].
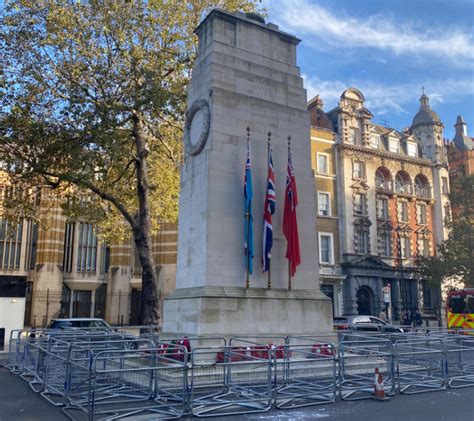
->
[[334, 315, 403, 334], [47, 318, 140, 349]]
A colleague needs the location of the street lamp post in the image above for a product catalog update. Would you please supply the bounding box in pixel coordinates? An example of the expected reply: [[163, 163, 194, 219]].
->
[[395, 226, 404, 322]]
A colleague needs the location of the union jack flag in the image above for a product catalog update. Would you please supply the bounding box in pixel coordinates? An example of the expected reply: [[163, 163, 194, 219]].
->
[[262, 149, 275, 273]]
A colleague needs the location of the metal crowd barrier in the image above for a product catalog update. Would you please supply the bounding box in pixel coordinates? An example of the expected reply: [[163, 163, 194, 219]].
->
[[6, 328, 474, 419], [49, 337, 157, 407], [62, 344, 187, 420], [338, 337, 395, 400], [7, 328, 50, 374], [190, 345, 272, 418], [274, 342, 336, 409], [444, 335, 474, 388], [394, 337, 445, 394]]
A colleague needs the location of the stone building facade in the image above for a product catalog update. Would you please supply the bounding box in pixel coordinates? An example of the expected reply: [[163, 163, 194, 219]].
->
[[447, 115, 473, 179], [0, 183, 177, 327], [308, 96, 344, 317], [313, 88, 450, 321]]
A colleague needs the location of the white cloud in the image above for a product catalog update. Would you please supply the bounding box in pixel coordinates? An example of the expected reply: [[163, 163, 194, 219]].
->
[[272, 0, 474, 63], [303, 74, 474, 117]]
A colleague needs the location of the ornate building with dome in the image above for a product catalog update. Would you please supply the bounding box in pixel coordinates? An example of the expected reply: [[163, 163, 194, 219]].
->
[[447, 115, 473, 179], [310, 88, 450, 323]]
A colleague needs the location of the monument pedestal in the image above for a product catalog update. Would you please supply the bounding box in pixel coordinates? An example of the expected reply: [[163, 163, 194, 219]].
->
[[162, 287, 332, 337]]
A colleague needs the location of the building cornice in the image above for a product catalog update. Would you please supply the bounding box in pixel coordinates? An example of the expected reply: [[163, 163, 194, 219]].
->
[[338, 143, 434, 168]]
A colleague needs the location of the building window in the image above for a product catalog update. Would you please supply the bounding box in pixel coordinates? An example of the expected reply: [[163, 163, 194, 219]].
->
[[377, 197, 389, 220], [444, 203, 451, 223], [442, 177, 449, 194], [375, 169, 391, 191], [25, 220, 38, 271], [353, 160, 365, 179], [407, 142, 418, 157], [418, 237, 429, 257], [348, 127, 357, 144], [63, 222, 75, 273], [317, 153, 329, 174], [395, 173, 412, 195], [132, 242, 142, 276], [354, 193, 367, 216], [417, 203, 427, 225], [389, 137, 399, 153], [400, 236, 411, 259], [0, 218, 23, 270], [319, 233, 333, 264], [355, 228, 369, 255], [378, 231, 391, 257], [414, 175, 431, 198], [370, 134, 380, 149], [397, 201, 409, 223], [77, 222, 98, 272], [100, 245, 110, 274], [318, 192, 331, 216]]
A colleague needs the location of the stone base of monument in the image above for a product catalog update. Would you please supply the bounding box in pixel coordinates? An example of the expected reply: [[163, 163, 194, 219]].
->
[[161, 286, 332, 337]]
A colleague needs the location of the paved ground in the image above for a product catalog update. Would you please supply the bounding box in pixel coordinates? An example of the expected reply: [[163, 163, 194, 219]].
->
[[0, 365, 472, 421]]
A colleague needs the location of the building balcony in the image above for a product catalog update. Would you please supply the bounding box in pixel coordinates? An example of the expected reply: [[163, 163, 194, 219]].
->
[[319, 265, 342, 277], [395, 182, 412, 196], [63, 271, 107, 291], [414, 185, 431, 199], [375, 180, 393, 193]]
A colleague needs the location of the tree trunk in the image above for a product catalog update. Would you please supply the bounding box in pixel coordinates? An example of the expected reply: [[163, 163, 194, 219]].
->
[[132, 115, 160, 325]]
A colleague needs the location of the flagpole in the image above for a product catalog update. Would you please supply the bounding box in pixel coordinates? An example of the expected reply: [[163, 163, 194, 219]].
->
[[287, 135, 292, 291], [267, 131, 272, 290], [288, 260, 292, 291], [246, 126, 251, 289]]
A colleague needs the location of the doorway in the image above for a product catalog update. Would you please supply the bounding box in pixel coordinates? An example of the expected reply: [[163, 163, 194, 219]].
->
[[356, 287, 373, 315]]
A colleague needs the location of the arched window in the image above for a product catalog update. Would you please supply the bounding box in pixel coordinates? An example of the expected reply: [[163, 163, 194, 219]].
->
[[395, 171, 412, 195], [414, 174, 431, 198], [375, 167, 392, 191]]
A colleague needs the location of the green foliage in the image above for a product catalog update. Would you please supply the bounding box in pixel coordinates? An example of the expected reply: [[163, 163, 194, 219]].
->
[[420, 174, 474, 289], [0, 0, 262, 240], [1, 0, 264, 322]]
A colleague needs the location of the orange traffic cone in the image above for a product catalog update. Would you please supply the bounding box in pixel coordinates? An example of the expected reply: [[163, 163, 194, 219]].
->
[[373, 369, 390, 401], [374, 367, 379, 388]]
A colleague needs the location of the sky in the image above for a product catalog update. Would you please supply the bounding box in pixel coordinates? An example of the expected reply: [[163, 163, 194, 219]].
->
[[265, 0, 474, 140]]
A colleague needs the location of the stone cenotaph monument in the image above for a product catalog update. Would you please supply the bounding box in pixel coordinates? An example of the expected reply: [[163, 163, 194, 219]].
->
[[162, 9, 331, 336]]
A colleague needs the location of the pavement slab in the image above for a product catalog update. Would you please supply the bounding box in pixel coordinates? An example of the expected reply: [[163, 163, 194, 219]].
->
[[0, 366, 473, 421]]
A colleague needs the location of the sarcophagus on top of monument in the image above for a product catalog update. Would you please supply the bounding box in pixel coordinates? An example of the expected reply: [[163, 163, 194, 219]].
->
[[162, 9, 332, 337]]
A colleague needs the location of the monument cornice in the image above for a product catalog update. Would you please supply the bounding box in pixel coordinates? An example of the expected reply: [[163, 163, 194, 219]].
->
[[165, 286, 330, 301], [195, 9, 301, 45]]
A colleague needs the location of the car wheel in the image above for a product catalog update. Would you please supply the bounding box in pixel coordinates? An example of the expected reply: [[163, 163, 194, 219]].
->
[[124, 341, 138, 351]]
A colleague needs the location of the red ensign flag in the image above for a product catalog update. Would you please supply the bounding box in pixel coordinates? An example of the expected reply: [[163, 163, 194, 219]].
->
[[282, 146, 301, 277]]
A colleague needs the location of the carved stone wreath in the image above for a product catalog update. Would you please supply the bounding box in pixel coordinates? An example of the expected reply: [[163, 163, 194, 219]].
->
[[183, 99, 210, 156]]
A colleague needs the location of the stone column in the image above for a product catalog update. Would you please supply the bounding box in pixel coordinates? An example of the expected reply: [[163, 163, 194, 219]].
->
[[31, 189, 65, 326]]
